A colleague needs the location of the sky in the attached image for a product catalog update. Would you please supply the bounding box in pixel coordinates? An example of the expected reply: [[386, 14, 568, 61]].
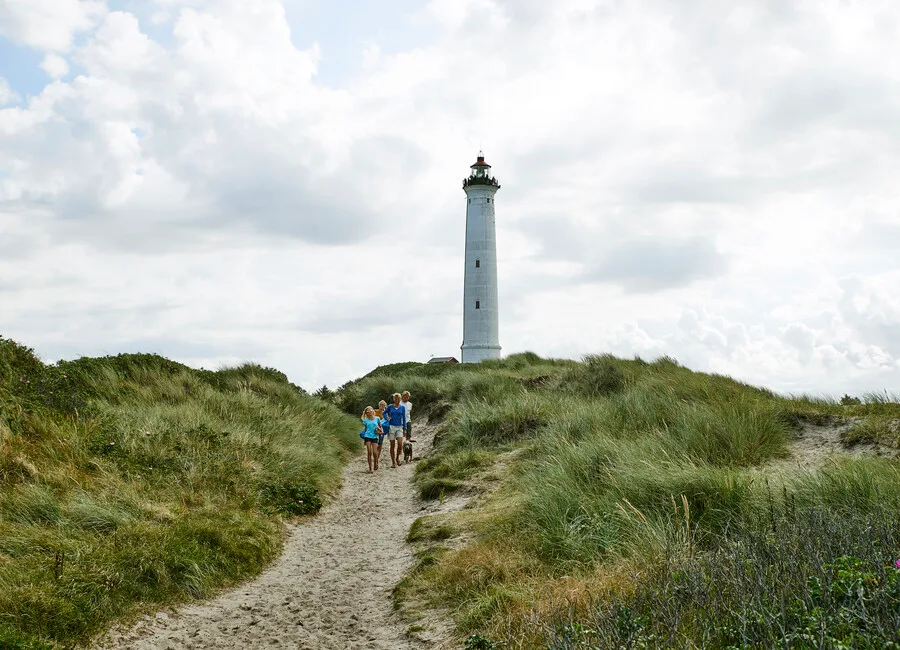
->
[[1, 0, 899, 396]]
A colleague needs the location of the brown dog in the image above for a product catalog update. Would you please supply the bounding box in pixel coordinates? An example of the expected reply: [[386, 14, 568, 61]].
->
[[403, 438, 413, 463]]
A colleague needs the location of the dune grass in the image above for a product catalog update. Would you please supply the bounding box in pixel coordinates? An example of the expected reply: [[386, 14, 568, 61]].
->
[[0, 336, 359, 648], [336, 352, 900, 649]]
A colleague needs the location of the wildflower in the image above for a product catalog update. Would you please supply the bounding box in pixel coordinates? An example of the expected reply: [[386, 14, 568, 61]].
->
[[109, 442, 115, 446], [895, 558, 900, 569], [298, 500, 304, 504], [136, 475, 142, 479]]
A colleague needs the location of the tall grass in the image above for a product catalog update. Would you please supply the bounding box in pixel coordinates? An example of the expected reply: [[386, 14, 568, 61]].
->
[[545, 500, 900, 649], [0, 336, 359, 648], [339, 352, 900, 648]]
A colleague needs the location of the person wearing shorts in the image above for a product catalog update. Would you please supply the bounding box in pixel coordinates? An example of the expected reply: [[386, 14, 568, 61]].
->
[[383, 393, 407, 467], [401, 391, 413, 439], [360, 406, 383, 473]]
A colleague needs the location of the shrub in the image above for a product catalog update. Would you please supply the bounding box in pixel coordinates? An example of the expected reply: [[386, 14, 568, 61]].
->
[[259, 479, 323, 516], [465, 633, 502, 649], [579, 354, 626, 397], [0, 337, 44, 386]]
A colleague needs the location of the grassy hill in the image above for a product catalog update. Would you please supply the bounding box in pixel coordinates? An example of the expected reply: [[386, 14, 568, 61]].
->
[[0, 336, 359, 649], [334, 353, 900, 649]]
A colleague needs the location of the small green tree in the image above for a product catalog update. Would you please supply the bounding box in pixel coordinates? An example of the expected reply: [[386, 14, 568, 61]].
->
[[313, 385, 334, 402]]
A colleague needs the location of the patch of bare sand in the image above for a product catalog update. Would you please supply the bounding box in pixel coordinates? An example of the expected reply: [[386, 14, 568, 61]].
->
[[94, 420, 461, 650], [767, 417, 898, 474]]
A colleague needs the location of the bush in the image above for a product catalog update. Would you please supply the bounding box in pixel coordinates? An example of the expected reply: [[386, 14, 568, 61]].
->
[[465, 633, 502, 649], [0, 337, 44, 386], [259, 480, 323, 516], [578, 354, 626, 397]]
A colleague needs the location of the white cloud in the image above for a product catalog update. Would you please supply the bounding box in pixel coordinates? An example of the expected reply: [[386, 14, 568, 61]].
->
[[0, 0, 106, 52], [1, 0, 900, 394], [39, 54, 70, 79], [0, 78, 19, 106]]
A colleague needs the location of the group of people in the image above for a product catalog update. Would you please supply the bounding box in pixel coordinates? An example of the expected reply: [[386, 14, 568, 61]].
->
[[360, 391, 413, 473]]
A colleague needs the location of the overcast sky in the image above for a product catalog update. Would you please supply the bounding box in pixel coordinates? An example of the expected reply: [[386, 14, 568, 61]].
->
[[1, 0, 899, 396]]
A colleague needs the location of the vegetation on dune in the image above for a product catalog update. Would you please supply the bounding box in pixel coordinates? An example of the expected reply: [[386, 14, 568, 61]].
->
[[546, 502, 900, 649], [0, 336, 359, 649], [335, 352, 900, 649]]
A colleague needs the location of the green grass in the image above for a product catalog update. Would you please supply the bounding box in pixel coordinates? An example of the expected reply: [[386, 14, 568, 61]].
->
[[0, 336, 359, 648], [407, 515, 458, 543], [547, 504, 900, 649], [336, 351, 900, 648], [843, 415, 900, 447]]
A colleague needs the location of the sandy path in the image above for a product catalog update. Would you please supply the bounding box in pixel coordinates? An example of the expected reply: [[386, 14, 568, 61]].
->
[[96, 422, 448, 650]]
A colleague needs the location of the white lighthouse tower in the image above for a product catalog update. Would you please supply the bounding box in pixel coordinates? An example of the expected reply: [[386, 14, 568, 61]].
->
[[461, 153, 501, 363]]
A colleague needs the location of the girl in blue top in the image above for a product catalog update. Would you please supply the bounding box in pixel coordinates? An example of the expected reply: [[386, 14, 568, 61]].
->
[[360, 406, 383, 473]]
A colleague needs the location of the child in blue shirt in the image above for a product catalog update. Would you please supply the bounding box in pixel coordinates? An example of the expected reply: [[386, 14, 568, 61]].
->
[[360, 406, 383, 473]]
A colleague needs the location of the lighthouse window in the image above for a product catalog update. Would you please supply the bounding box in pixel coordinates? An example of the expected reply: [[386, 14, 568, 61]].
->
[[475, 259, 480, 268], [475, 300, 480, 309], [487, 198, 491, 203]]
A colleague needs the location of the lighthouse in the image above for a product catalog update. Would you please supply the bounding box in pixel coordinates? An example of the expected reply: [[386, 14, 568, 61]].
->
[[461, 153, 501, 363]]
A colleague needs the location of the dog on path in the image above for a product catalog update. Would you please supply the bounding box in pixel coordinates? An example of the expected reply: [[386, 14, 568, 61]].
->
[[403, 438, 414, 463]]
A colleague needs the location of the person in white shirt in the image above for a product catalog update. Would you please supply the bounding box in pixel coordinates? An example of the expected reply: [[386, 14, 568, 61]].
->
[[401, 391, 413, 440]]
